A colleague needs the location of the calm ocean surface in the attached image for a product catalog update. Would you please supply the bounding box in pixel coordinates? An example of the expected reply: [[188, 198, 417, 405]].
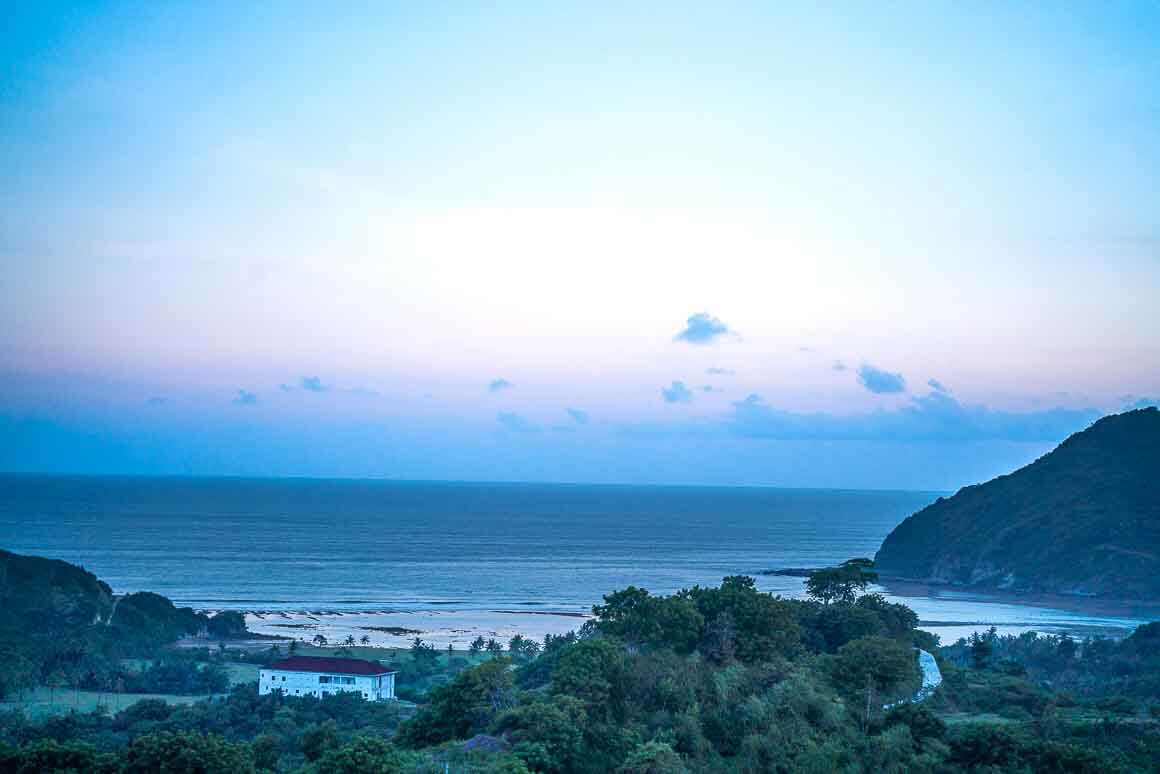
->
[[1, 475, 1148, 640], [1, 475, 934, 609]]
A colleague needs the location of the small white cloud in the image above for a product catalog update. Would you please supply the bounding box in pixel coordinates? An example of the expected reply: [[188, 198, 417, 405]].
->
[[857, 363, 906, 394], [674, 313, 731, 345], [661, 381, 694, 403], [497, 411, 538, 432], [233, 389, 259, 406]]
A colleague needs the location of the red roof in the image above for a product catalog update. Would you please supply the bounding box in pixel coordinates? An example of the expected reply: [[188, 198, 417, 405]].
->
[[263, 656, 397, 675]]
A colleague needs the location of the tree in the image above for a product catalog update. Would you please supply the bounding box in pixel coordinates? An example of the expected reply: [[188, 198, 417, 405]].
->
[[313, 736, 417, 774], [970, 629, 995, 670], [805, 559, 878, 605], [343, 634, 357, 648], [470, 636, 486, 656], [410, 637, 440, 675], [594, 587, 703, 654], [486, 638, 504, 656], [360, 635, 371, 646], [831, 636, 918, 699], [47, 669, 67, 707], [493, 696, 588, 773], [551, 638, 627, 721], [680, 576, 800, 663], [313, 634, 329, 647], [0, 649, 36, 700], [121, 731, 256, 773], [0, 740, 113, 774], [300, 720, 341, 762], [396, 659, 515, 747], [207, 611, 247, 639], [703, 612, 736, 664], [618, 740, 689, 774], [250, 734, 281, 772], [811, 602, 885, 652]]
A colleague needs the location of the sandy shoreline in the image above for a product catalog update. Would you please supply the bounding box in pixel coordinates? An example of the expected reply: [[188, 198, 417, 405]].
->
[[878, 579, 1160, 621], [224, 575, 1156, 649], [235, 590, 1151, 650], [244, 608, 592, 648]]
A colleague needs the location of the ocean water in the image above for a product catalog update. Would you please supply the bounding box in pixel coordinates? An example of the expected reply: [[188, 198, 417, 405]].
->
[[1, 475, 1148, 644]]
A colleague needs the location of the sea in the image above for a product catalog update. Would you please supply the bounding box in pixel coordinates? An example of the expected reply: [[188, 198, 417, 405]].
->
[[0, 475, 1148, 647]]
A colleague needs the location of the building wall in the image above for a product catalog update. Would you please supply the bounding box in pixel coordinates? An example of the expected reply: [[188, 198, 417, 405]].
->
[[259, 668, 396, 701]]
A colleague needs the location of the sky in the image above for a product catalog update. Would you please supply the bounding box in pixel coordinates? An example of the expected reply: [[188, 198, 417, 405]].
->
[[1, 1, 1158, 490]]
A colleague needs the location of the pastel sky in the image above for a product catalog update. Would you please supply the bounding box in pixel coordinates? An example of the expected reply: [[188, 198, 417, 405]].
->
[[2, 2, 1158, 489]]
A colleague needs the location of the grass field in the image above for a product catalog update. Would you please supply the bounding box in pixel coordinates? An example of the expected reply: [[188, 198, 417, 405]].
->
[[1, 660, 262, 719], [1, 687, 216, 719]]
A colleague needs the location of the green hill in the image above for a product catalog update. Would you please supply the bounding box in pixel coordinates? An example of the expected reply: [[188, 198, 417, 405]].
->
[[0, 549, 248, 698], [0, 549, 116, 635], [874, 407, 1160, 599]]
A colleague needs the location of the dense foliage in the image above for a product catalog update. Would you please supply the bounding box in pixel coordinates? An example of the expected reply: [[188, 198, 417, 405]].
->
[[942, 622, 1160, 704], [875, 407, 1160, 597], [0, 549, 251, 700], [3, 552, 1159, 771]]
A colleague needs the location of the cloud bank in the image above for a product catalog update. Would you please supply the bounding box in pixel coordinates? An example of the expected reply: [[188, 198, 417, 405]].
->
[[727, 389, 1098, 442]]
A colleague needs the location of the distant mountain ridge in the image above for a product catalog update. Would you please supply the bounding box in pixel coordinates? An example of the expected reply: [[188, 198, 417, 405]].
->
[[874, 408, 1160, 599]]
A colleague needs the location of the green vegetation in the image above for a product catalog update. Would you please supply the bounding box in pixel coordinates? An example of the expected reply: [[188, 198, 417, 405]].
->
[[0, 549, 253, 703], [875, 407, 1160, 598], [2, 550, 1158, 770]]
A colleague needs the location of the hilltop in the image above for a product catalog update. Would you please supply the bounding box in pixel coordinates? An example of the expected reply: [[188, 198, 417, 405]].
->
[[875, 408, 1160, 599]]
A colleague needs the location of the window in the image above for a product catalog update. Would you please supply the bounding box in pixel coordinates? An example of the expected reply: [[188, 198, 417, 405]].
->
[[319, 675, 331, 684]]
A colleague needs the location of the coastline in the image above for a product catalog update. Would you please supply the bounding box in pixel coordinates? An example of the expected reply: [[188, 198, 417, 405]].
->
[[878, 578, 1160, 621], [230, 575, 1155, 650], [243, 608, 592, 648]]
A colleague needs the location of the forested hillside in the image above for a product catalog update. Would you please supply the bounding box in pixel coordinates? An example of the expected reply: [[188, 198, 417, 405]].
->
[[0, 549, 247, 700], [875, 408, 1160, 598]]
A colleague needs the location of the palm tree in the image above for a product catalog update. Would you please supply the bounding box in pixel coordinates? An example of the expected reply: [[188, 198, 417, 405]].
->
[[343, 634, 357, 648], [359, 635, 371, 646], [312, 634, 328, 647]]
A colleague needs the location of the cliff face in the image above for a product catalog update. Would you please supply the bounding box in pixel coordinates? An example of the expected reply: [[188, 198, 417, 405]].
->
[[874, 408, 1160, 599]]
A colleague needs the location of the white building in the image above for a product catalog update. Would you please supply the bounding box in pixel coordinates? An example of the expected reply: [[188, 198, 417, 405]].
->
[[259, 656, 398, 701]]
